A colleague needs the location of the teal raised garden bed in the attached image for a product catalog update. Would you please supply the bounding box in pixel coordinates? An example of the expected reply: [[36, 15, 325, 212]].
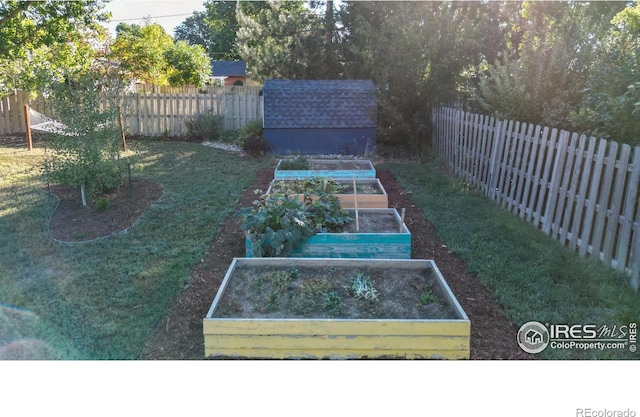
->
[[274, 159, 376, 180], [245, 208, 411, 259]]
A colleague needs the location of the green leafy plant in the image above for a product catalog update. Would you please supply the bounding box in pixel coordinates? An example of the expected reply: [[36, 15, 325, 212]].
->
[[346, 273, 379, 302], [270, 177, 349, 196], [94, 197, 110, 212], [417, 292, 437, 306], [242, 135, 272, 156], [240, 193, 316, 257], [239, 190, 352, 257], [322, 291, 342, 315], [278, 155, 310, 170]]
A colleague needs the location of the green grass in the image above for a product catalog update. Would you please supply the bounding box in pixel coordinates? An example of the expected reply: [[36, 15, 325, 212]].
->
[[0, 141, 273, 359], [383, 157, 640, 360]]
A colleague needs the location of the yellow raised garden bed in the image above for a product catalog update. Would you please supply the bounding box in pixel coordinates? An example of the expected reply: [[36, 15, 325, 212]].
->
[[203, 258, 470, 359]]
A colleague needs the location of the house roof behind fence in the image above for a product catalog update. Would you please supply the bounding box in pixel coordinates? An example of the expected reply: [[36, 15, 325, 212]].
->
[[211, 60, 247, 76], [263, 79, 377, 129]]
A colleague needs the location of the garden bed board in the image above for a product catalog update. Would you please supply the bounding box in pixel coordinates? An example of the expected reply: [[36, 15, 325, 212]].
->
[[266, 178, 389, 209], [274, 158, 376, 180], [203, 258, 471, 359], [245, 208, 411, 258]]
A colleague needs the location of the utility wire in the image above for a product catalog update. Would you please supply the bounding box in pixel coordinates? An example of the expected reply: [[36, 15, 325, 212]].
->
[[108, 13, 194, 22]]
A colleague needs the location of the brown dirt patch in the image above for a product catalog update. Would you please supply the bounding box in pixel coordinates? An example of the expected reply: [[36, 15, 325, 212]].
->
[[43, 157, 532, 359], [48, 179, 163, 242]]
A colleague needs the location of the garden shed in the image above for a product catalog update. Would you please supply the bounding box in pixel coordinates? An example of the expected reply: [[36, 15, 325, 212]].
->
[[263, 79, 377, 155]]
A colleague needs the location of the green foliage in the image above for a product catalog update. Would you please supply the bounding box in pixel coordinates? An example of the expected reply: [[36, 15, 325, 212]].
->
[[94, 197, 110, 211], [184, 111, 224, 141], [242, 136, 272, 156], [236, 0, 326, 82], [164, 41, 212, 88], [0, 1, 109, 95], [346, 273, 379, 302], [109, 22, 175, 86], [240, 191, 352, 257], [322, 291, 342, 315], [44, 67, 128, 205], [278, 156, 310, 170], [270, 178, 348, 196], [571, 3, 640, 145], [237, 119, 270, 155]]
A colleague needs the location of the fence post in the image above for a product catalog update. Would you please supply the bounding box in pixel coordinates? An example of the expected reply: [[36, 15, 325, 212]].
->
[[24, 104, 32, 150]]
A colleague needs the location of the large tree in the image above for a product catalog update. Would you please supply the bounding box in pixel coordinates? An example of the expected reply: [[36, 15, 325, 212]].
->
[[572, 1, 640, 144], [338, 1, 489, 148], [0, 0, 110, 95], [236, 0, 327, 81], [175, 1, 270, 61], [475, 1, 627, 130], [109, 21, 210, 87]]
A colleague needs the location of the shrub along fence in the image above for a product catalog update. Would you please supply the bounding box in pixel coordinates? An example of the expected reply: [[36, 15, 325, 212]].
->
[[0, 89, 263, 136], [432, 107, 640, 292]]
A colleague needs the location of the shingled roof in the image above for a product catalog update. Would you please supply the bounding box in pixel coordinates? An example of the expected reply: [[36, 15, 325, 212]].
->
[[211, 60, 247, 76], [263, 79, 377, 129]]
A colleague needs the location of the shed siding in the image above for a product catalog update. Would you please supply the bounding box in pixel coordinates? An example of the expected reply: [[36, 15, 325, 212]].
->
[[264, 128, 375, 155]]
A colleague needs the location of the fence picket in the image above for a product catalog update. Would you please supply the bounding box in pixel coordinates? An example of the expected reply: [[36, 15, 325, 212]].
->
[[521, 124, 542, 221], [591, 142, 619, 260], [602, 144, 631, 266], [552, 132, 579, 242], [561, 134, 587, 246], [616, 147, 640, 272]]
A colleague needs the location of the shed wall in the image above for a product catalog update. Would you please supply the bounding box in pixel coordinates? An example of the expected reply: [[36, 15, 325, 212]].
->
[[264, 128, 376, 155]]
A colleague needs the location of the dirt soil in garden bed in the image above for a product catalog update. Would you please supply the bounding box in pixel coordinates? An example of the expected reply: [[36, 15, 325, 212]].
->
[[36, 143, 531, 359], [212, 264, 457, 320]]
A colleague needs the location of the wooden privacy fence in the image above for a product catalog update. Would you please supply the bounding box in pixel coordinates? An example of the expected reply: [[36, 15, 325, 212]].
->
[[432, 107, 640, 291], [0, 90, 263, 136]]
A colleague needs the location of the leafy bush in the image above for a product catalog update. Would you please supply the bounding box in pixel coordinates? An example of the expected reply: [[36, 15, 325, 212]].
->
[[243, 136, 272, 156], [240, 191, 352, 257], [184, 111, 224, 141]]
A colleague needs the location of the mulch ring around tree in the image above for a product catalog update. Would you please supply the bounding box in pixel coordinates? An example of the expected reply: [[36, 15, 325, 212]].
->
[[139, 167, 534, 360], [48, 179, 163, 243]]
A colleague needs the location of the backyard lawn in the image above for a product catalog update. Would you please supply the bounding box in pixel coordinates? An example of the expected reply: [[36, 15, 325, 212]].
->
[[0, 139, 272, 359], [1, 138, 638, 360]]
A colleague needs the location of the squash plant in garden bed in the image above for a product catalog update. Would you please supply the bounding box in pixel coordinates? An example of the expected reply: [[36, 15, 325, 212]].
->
[[240, 192, 411, 259], [203, 257, 471, 359], [266, 177, 389, 208]]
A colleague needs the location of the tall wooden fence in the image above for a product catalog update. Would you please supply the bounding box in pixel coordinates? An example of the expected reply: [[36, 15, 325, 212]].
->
[[0, 90, 263, 136], [432, 107, 640, 291]]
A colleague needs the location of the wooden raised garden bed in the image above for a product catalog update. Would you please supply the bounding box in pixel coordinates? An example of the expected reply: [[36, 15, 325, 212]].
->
[[203, 257, 471, 359], [266, 178, 389, 209], [245, 208, 411, 259], [274, 158, 376, 180]]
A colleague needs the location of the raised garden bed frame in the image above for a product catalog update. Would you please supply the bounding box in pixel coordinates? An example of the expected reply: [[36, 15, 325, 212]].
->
[[274, 158, 376, 180], [266, 178, 389, 209], [245, 208, 411, 259], [203, 257, 471, 359]]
